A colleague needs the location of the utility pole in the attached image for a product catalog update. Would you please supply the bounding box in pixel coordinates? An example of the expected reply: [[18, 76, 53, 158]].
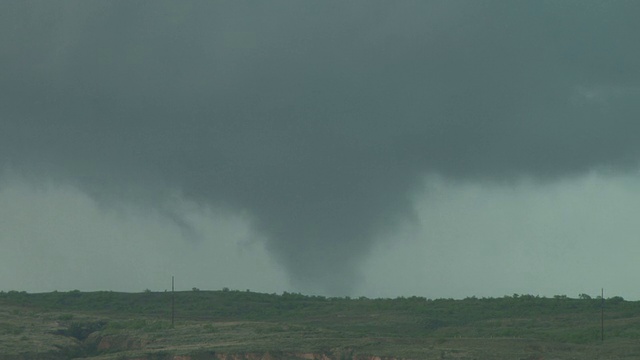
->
[[172, 276, 175, 328], [601, 288, 604, 342]]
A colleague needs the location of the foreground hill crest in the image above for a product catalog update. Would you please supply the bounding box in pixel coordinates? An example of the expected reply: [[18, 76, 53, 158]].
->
[[0, 290, 635, 360]]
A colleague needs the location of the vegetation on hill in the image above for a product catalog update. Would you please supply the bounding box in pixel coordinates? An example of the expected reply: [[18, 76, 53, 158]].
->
[[0, 289, 639, 359]]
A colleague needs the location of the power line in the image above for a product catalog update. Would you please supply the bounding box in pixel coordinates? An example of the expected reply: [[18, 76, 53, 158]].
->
[[601, 288, 604, 342], [172, 276, 175, 328]]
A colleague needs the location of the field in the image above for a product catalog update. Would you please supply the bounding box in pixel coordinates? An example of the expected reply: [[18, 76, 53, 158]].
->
[[1, 290, 640, 359]]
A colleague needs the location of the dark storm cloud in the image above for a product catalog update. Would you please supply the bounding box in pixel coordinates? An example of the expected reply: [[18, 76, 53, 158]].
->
[[2, 1, 640, 293]]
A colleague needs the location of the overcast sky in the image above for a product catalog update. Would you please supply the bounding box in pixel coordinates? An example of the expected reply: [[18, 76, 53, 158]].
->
[[2, 1, 640, 299]]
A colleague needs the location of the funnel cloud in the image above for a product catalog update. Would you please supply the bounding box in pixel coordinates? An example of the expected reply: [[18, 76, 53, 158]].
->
[[2, 1, 640, 295]]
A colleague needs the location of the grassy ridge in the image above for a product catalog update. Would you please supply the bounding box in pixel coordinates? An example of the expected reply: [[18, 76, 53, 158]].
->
[[1, 290, 639, 359]]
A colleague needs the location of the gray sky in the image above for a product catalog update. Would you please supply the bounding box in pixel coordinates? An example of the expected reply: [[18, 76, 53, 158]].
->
[[2, 1, 640, 298]]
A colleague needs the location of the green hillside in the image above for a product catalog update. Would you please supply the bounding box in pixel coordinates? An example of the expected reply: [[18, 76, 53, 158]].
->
[[1, 290, 639, 359]]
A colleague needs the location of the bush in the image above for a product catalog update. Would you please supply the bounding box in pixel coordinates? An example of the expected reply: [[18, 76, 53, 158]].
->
[[57, 320, 106, 340], [57, 314, 74, 321]]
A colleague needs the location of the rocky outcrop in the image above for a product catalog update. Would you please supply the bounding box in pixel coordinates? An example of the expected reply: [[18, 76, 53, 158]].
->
[[95, 334, 146, 352]]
